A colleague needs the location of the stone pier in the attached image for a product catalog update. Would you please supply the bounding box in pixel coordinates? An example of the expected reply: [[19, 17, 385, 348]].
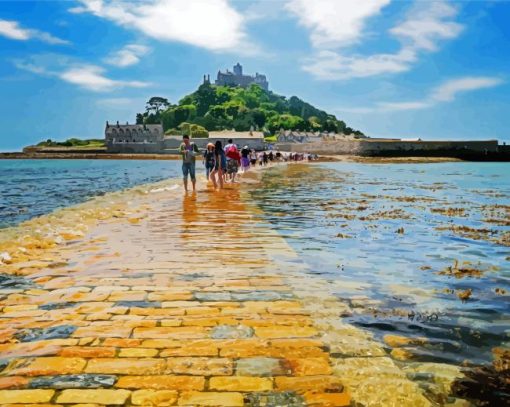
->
[[0, 172, 432, 406]]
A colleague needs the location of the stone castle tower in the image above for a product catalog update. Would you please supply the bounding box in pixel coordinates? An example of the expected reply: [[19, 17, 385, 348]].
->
[[206, 63, 269, 91]]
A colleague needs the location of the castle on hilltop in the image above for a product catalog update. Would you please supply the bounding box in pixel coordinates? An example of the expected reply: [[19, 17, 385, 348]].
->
[[204, 63, 269, 91]]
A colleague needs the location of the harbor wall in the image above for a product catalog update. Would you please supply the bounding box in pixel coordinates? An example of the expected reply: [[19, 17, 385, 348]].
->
[[276, 139, 500, 157]]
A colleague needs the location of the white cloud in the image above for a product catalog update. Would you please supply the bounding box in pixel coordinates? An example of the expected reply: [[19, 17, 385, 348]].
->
[[431, 76, 503, 102], [0, 19, 69, 45], [295, 0, 463, 80], [106, 44, 150, 67], [14, 56, 150, 92], [71, 0, 249, 52], [303, 49, 416, 80], [390, 1, 463, 52], [378, 101, 431, 111], [286, 0, 390, 48], [339, 76, 504, 113], [59, 65, 150, 92]]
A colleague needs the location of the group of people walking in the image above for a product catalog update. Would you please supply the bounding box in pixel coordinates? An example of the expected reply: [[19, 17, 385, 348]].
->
[[179, 134, 317, 192], [202, 139, 257, 189]]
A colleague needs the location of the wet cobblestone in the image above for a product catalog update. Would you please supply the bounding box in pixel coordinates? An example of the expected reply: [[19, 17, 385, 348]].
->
[[0, 174, 437, 406]]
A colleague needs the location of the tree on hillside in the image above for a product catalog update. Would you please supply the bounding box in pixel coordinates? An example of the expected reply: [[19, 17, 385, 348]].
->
[[135, 84, 364, 136], [146, 97, 170, 114]]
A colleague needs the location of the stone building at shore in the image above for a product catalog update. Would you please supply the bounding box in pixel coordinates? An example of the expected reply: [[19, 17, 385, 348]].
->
[[105, 121, 265, 153]]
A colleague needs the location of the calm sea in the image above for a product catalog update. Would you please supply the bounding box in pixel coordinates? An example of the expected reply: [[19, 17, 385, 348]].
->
[[250, 162, 510, 367], [0, 159, 183, 228], [1, 159, 509, 369]]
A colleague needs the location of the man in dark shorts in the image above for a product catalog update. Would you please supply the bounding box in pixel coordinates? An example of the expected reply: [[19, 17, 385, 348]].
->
[[179, 135, 199, 192]]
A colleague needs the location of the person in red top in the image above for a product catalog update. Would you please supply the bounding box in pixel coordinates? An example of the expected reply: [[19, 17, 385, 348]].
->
[[224, 140, 240, 183]]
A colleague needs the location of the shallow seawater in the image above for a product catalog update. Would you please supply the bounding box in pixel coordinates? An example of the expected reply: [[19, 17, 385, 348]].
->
[[249, 162, 510, 367], [0, 159, 183, 228]]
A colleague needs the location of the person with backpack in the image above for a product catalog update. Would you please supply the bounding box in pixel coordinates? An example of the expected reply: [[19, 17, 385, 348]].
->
[[224, 139, 240, 183], [179, 134, 199, 193], [202, 143, 216, 179]]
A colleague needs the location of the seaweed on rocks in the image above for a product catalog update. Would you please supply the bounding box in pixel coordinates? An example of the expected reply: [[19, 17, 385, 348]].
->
[[452, 347, 510, 406], [452, 366, 510, 406]]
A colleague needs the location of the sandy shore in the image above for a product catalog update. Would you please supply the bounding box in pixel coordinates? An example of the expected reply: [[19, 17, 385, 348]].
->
[[0, 165, 466, 406]]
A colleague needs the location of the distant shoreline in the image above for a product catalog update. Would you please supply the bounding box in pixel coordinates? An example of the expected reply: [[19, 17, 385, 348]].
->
[[0, 152, 182, 160], [1, 151, 509, 163]]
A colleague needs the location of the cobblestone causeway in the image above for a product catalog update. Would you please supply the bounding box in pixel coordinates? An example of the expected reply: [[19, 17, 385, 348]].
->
[[0, 175, 433, 406]]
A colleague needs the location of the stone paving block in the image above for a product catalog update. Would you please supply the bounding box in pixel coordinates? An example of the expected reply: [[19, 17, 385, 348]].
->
[[160, 301, 203, 308], [244, 391, 305, 407], [72, 326, 133, 338], [165, 357, 233, 376], [159, 342, 218, 357], [115, 375, 205, 390], [148, 292, 193, 301], [209, 376, 273, 392], [177, 391, 244, 406], [118, 348, 158, 357], [0, 341, 62, 359], [85, 358, 165, 375], [108, 291, 147, 302], [288, 358, 332, 376], [185, 307, 221, 316], [210, 324, 254, 339], [2, 304, 39, 313], [254, 326, 318, 339], [129, 307, 184, 316], [303, 391, 351, 406], [0, 376, 29, 389], [275, 376, 344, 393], [235, 357, 288, 376], [0, 389, 55, 403], [56, 389, 130, 405], [101, 338, 141, 348], [133, 326, 210, 339], [177, 318, 220, 329], [131, 389, 178, 406], [231, 291, 294, 302], [7, 357, 86, 376], [59, 346, 116, 358], [193, 292, 232, 302]]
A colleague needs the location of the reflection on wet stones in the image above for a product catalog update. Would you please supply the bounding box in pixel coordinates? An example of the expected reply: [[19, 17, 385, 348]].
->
[[210, 324, 254, 339], [29, 374, 117, 389], [0, 274, 35, 290], [39, 302, 78, 311], [244, 391, 306, 407], [15, 325, 77, 342]]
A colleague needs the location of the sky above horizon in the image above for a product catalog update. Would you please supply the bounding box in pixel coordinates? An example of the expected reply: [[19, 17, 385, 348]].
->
[[1, 0, 509, 150]]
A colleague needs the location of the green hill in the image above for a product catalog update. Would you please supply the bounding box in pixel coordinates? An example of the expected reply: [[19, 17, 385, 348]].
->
[[137, 84, 364, 137]]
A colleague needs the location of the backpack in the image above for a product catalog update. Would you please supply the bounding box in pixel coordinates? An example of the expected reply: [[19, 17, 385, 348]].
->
[[226, 144, 238, 159]]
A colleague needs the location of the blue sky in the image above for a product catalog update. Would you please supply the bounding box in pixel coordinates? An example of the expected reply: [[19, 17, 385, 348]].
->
[[0, 0, 509, 151]]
